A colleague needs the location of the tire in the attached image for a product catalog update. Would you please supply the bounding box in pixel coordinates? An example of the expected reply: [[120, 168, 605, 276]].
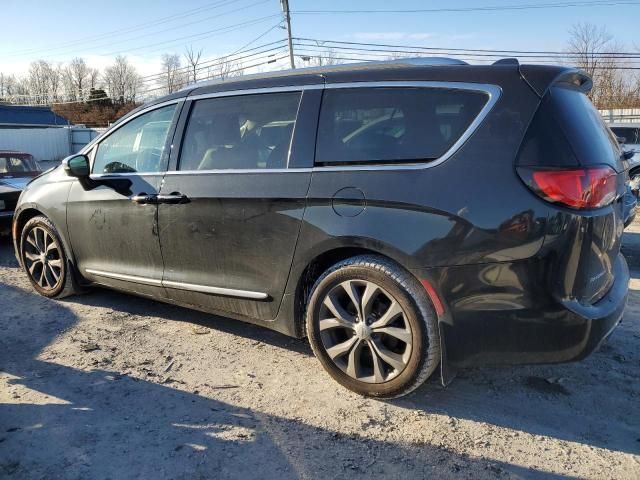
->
[[305, 255, 440, 398], [19, 215, 78, 298]]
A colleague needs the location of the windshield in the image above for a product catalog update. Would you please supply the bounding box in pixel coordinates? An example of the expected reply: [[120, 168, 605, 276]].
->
[[0, 154, 41, 177]]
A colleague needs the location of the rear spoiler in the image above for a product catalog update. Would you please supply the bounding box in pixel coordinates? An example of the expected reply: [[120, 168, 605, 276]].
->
[[493, 58, 593, 98]]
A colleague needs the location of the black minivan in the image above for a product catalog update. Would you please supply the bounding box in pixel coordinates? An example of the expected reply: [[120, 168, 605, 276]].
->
[[13, 58, 629, 398]]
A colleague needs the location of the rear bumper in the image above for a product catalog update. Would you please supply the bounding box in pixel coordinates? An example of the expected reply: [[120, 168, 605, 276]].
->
[[421, 253, 629, 368]]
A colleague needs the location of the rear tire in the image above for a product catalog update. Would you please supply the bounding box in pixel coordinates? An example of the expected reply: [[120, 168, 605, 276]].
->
[[305, 255, 440, 398], [20, 215, 78, 298]]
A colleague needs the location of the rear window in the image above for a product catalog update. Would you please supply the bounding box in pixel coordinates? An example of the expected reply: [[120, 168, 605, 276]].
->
[[315, 87, 488, 166], [610, 127, 640, 145]]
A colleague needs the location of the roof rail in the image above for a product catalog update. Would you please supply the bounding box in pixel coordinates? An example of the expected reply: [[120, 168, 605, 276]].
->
[[185, 57, 468, 91], [493, 58, 520, 66]]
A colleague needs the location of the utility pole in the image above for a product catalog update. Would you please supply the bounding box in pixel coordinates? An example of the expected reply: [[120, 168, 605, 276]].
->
[[280, 0, 295, 69]]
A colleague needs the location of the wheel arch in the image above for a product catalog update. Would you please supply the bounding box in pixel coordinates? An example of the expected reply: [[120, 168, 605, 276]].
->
[[13, 204, 77, 274]]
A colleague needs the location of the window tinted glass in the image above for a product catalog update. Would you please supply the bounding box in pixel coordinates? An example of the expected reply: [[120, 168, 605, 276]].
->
[[548, 86, 622, 171], [93, 105, 176, 174], [179, 92, 301, 171], [315, 87, 488, 165], [611, 127, 640, 145]]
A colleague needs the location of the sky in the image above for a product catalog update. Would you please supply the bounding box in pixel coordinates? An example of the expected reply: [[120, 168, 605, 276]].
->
[[1, 0, 639, 81]]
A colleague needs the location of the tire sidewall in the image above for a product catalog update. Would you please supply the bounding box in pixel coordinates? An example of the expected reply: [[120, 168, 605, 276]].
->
[[307, 262, 430, 398], [20, 216, 68, 298]]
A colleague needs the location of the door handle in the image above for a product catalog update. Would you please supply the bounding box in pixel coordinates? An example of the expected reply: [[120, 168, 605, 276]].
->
[[156, 193, 190, 204], [131, 193, 157, 204]]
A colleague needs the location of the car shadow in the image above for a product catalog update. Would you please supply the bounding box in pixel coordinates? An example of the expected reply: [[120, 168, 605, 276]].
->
[[0, 282, 572, 480], [1, 238, 638, 465]]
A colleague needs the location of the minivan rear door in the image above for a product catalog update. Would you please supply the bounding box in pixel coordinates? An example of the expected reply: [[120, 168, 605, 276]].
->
[[157, 89, 320, 320], [517, 84, 626, 304]]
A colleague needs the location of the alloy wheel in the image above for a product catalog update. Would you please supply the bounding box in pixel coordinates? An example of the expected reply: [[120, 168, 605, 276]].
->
[[23, 226, 64, 292], [318, 280, 413, 383]]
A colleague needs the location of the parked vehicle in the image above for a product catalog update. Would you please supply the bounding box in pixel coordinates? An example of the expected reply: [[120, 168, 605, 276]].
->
[[12, 59, 630, 398], [609, 123, 640, 193], [0, 151, 41, 235]]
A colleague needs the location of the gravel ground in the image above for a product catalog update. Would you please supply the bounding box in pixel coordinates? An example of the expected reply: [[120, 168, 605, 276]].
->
[[1, 223, 639, 480]]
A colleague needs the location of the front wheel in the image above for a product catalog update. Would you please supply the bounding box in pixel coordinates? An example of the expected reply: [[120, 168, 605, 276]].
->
[[20, 215, 77, 298], [305, 255, 440, 398]]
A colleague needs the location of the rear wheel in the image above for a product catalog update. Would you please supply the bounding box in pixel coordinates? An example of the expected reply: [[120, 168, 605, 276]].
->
[[305, 255, 440, 398], [20, 215, 77, 298]]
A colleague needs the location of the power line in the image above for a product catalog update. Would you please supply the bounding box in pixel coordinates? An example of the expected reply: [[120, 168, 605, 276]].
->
[[292, 0, 640, 15], [8, 0, 244, 57], [25, 0, 274, 61], [293, 42, 640, 60], [96, 14, 282, 58], [295, 37, 640, 57]]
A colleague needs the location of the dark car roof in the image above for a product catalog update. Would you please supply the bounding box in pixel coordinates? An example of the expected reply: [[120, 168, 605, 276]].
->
[[116, 58, 584, 127], [0, 150, 33, 157]]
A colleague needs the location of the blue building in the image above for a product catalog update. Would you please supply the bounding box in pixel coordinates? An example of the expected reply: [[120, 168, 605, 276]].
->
[[0, 104, 70, 128]]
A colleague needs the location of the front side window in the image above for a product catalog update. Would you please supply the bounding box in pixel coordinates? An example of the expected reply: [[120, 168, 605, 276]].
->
[[315, 87, 488, 165], [93, 104, 177, 174], [179, 92, 301, 171]]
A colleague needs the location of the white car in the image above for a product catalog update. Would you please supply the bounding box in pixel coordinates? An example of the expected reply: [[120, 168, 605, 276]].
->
[[609, 123, 640, 192]]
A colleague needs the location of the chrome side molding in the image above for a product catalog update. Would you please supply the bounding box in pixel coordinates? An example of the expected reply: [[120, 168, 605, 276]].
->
[[85, 269, 268, 300]]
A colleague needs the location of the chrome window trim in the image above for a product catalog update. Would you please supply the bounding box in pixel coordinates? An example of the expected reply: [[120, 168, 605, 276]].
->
[[85, 268, 268, 300], [316, 81, 502, 172], [187, 84, 322, 102], [165, 168, 312, 175], [172, 81, 501, 173]]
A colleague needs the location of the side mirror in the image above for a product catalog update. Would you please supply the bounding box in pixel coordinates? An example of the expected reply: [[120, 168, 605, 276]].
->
[[62, 154, 90, 178], [622, 149, 635, 161]]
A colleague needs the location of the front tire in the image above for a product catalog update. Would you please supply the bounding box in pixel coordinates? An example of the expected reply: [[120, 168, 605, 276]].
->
[[20, 215, 77, 298], [305, 255, 440, 398]]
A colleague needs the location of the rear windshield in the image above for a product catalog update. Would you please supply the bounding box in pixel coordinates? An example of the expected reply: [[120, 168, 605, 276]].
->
[[610, 127, 640, 145], [315, 87, 488, 166], [0, 155, 40, 177], [548, 86, 622, 171]]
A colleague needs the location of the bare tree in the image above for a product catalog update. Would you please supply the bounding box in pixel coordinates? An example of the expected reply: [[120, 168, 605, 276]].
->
[[184, 45, 203, 84], [567, 23, 640, 108], [89, 68, 101, 90], [28, 60, 50, 104], [207, 55, 244, 80], [104, 55, 143, 103], [63, 57, 90, 101], [159, 53, 186, 94]]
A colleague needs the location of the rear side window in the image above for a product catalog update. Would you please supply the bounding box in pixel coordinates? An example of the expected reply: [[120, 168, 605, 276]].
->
[[610, 127, 640, 145], [547, 86, 621, 170], [315, 87, 488, 165], [179, 92, 301, 171]]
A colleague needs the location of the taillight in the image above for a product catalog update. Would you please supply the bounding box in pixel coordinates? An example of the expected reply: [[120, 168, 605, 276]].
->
[[517, 166, 618, 209]]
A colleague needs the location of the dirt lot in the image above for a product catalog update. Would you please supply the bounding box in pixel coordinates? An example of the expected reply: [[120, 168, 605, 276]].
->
[[1, 224, 639, 480]]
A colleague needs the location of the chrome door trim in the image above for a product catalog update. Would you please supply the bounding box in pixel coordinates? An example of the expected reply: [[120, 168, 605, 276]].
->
[[85, 268, 163, 286], [162, 280, 269, 300], [85, 268, 268, 300]]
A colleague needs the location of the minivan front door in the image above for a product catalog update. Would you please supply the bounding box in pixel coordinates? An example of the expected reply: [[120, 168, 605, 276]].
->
[[157, 91, 315, 320], [66, 103, 180, 298]]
